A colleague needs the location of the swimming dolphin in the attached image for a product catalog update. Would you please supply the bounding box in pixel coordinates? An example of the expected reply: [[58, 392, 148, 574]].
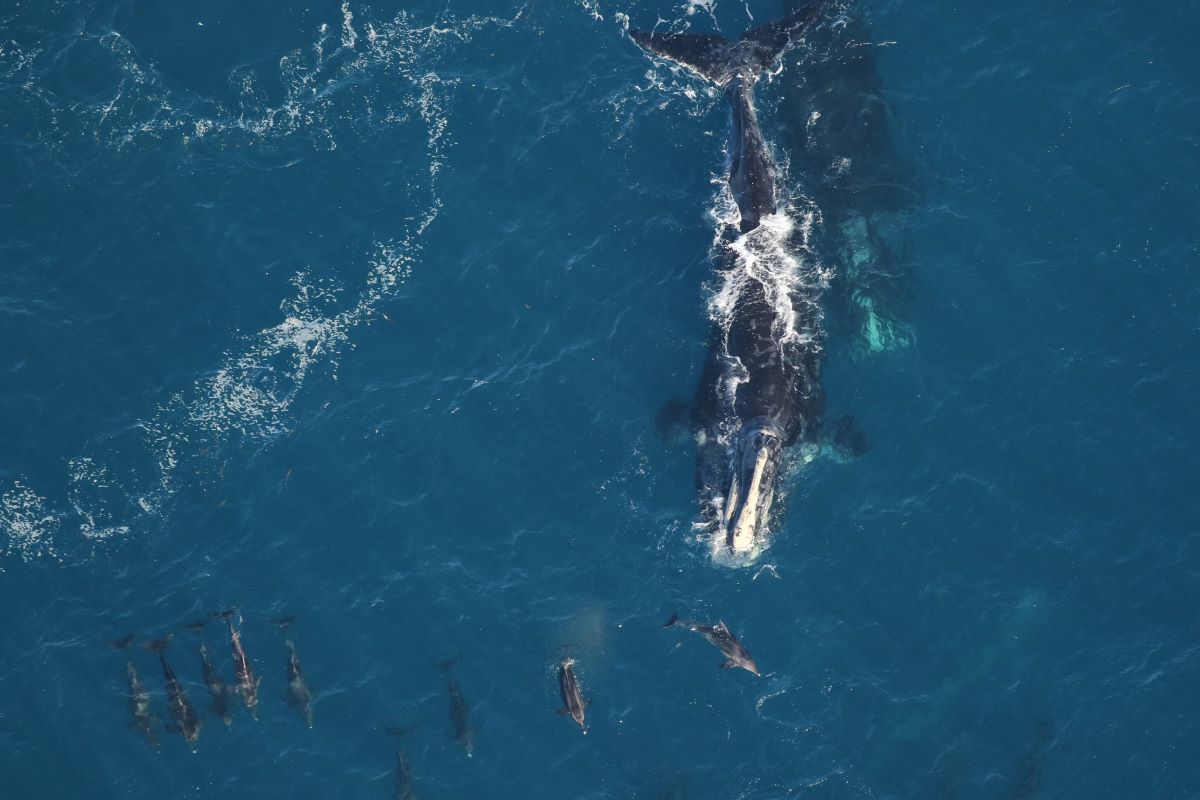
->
[[393, 751, 416, 800], [214, 609, 260, 719], [631, 2, 838, 559], [556, 657, 589, 734], [381, 723, 419, 798], [113, 637, 159, 748], [199, 642, 233, 726], [434, 658, 474, 756], [144, 635, 203, 747], [123, 660, 159, 747], [284, 639, 314, 727], [661, 613, 760, 676]]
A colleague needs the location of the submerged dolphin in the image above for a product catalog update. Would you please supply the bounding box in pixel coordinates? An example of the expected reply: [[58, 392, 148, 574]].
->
[[434, 658, 474, 756], [662, 613, 760, 676], [632, 2, 841, 559], [215, 609, 260, 719], [124, 660, 159, 747], [284, 639, 314, 727], [113, 637, 159, 748], [556, 657, 589, 734], [382, 724, 419, 799], [145, 635, 203, 747], [393, 751, 416, 800], [199, 642, 233, 726]]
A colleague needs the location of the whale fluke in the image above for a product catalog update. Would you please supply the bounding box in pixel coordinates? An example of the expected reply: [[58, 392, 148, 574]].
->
[[630, 1, 826, 84], [628, 31, 731, 82]]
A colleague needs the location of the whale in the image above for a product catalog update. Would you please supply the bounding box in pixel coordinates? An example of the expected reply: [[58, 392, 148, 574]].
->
[[631, 2, 853, 560]]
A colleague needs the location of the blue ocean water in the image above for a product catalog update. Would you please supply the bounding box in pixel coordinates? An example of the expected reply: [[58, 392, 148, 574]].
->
[[2, 0, 1199, 797]]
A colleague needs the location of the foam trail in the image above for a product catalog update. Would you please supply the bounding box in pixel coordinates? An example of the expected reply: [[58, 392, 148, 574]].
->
[[0, 4, 531, 567], [0, 482, 63, 568]]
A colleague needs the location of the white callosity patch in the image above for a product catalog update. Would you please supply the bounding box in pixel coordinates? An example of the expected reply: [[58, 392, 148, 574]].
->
[[0, 4, 531, 566]]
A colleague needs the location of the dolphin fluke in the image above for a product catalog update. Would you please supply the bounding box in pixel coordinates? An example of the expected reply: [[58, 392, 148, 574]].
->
[[143, 635, 172, 652], [267, 614, 297, 630], [432, 656, 461, 672], [629, 1, 826, 84], [381, 723, 419, 738]]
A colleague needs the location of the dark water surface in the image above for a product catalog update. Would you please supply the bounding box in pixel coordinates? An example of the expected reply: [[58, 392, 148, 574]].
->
[[2, 1, 1198, 797]]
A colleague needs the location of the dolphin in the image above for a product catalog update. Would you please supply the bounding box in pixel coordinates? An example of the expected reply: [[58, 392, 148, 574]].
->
[[382, 723, 419, 799], [434, 658, 474, 756], [661, 613, 760, 676], [631, 2, 839, 559], [393, 751, 416, 800], [284, 639, 314, 727], [113, 637, 160, 748], [214, 609, 260, 719], [199, 642, 233, 726], [556, 657, 589, 734], [144, 635, 202, 747], [124, 660, 159, 748]]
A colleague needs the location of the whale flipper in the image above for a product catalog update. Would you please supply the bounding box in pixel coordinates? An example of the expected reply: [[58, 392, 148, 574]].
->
[[630, 1, 826, 83], [655, 399, 693, 445], [822, 414, 868, 462]]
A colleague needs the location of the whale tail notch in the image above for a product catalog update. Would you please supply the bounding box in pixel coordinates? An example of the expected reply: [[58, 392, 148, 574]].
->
[[629, 1, 827, 84]]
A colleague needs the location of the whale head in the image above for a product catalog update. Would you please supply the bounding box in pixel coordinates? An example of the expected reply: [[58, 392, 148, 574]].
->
[[722, 420, 784, 554]]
